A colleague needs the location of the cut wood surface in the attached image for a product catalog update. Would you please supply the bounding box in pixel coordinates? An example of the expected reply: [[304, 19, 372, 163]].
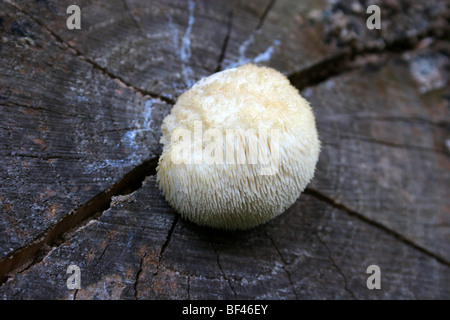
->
[[0, 0, 449, 299]]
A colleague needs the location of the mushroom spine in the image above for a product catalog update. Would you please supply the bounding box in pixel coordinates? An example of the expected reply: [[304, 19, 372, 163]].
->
[[156, 64, 320, 230]]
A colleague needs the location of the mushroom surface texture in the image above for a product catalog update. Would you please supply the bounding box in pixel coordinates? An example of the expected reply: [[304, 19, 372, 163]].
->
[[156, 64, 320, 230]]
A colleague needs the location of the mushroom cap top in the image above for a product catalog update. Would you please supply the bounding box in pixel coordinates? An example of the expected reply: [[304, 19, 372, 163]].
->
[[157, 64, 320, 230], [161, 64, 316, 145]]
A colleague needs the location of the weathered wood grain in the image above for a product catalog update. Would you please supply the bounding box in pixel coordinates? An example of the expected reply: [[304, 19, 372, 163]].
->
[[0, 177, 448, 299], [0, 0, 449, 299], [8, 0, 232, 100], [302, 46, 450, 261], [0, 1, 170, 275]]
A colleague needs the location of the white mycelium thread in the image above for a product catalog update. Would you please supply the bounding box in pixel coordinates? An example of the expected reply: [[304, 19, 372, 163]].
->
[[157, 64, 320, 230]]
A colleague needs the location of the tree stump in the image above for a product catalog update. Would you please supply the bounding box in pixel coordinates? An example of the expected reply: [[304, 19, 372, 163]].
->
[[0, 0, 449, 299]]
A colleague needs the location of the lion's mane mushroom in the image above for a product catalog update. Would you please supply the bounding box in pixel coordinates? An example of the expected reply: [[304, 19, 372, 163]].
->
[[156, 64, 320, 230]]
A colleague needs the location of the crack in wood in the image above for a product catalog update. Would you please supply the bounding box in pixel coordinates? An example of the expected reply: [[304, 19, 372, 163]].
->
[[288, 51, 352, 91], [135, 214, 179, 298], [12, 243, 53, 277], [210, 240, 237, 298], [256, 0, 276, 31], [0, 157, 158, 286], [5, 0, 175, 106], [215, 10, 233, 72], [289, 26, 449, 91], [134, 249, 147, 299], [154, 215, 179, 276], [304, 188, 450, 267], [264, 231, 299, 298], [314, 232, 358, 300], [93, 241, 110, 270], [226, 0, 276, 69]]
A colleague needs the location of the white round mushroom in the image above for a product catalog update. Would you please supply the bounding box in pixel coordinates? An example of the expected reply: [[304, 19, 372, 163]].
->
[[156, 64, 320, 230]]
